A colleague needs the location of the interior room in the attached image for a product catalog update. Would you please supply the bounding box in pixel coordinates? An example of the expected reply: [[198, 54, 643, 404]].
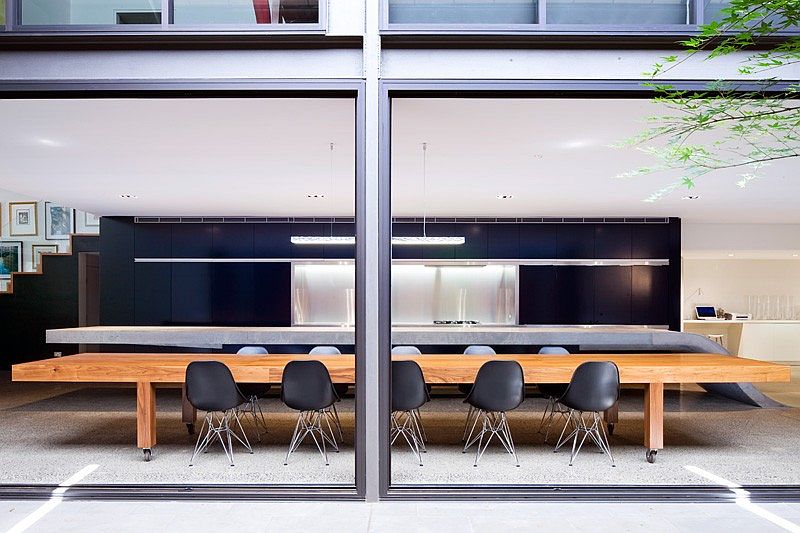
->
[[1, 95, 798, 491]]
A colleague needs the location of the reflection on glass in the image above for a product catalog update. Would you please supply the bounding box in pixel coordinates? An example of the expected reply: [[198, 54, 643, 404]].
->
[[704, 0, 728, 23], [387, 0, 537, 24], [546, 0, 689, 24], [173, 0, 319, 25], [21, 0, 161, 25], [0, 0, 5, 26]]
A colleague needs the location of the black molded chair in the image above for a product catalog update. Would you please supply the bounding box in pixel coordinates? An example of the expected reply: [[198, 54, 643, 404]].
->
[[186, 361, 252, 467], [554, 361, 620, 467], [391, 360, 430, 466], [308, 346, 346, 441], [281, 360, 340, 466], [235, 346, 271, 441], [458, 345, 496, 441], [536, 346, 571, 442], [462, 360, 525, 467]]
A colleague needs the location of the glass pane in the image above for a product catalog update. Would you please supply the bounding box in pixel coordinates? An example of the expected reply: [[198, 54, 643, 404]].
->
[[387, 0, 537, 25], [21, 0, 161, 25], [173, 0, 319, 25], [0, 0, 5, 26], [704, 0, 728, 23], [546, 0, 689, 24]]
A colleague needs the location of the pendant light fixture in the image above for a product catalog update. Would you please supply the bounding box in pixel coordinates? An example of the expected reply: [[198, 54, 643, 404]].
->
[[394, 142, 464, 246], [292, 142, 464, 246]]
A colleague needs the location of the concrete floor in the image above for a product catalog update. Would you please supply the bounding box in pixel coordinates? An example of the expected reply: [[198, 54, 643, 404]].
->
[[1, 369, 799, 486], [2, 500, 800, 533]]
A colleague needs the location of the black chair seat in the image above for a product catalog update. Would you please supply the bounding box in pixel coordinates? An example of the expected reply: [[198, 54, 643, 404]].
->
[[392, 360, 429, 412], [238, 383, 271, 399], [186, 361, 244, 412], [538, 383, 568, 398], [559, 361, 620, 413], [465, 360, 524, 413], [282, 360, 338, 411]]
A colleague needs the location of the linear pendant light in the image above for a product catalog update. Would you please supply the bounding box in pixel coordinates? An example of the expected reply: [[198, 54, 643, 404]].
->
[[290, 235, 465, 245], [291, 142, 464, 246]]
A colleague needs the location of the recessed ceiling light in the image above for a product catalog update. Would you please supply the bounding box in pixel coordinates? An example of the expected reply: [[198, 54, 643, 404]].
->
[[681, 195, 700, 200], [496, 194, 514, 200], [37, 138, 62, 147], [119, 194, 138, 199], [728, 253, 735, 257], [793, 253, 799, 258], [307, 194, 326, 199]]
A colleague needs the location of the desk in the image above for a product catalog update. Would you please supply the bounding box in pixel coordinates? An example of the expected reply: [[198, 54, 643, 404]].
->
[[12, 353, 790, 463]]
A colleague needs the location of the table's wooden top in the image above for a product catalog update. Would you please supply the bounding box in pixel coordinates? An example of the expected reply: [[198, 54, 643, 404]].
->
[[11, 353, 791, 384]]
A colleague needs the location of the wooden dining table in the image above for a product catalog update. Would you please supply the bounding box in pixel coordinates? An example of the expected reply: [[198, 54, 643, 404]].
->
[[12, 352, 791, 463]]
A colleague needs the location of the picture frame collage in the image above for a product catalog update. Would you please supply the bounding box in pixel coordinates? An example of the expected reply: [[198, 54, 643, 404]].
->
[[1, 201, 100, 279]]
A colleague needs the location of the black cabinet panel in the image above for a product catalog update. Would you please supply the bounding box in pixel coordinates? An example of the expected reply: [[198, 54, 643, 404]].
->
[[212, 264, 254, 325], [290, 223, 325, 259], [213, 224, 254, 258], [455, 224, 488, 259], [595, 224, 631, 259], [253, 263, 292, 326], [518, 266, 558, 324], [172, 263, 212, 325], [254, 223, 291, 258], [557, 224, 595, 259], [422, 223, 457, 260], [632, 266, 670, 325], [100, 217, 135, 325], [172, 223, 213, 258], [632, 224, 670, 259], [134, 263, 172, 326], [325, 223, 356, 259], [519, 224, 558, 259], [486, 224, 519, 259], [595, 267, 632, 324], [556, 267, 595, 325], [134, 223, 171, 258], [392, 223, 424, 259]]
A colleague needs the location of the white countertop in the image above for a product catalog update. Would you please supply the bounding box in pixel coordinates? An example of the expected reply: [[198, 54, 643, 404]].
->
[[684, 320, 800, 324]]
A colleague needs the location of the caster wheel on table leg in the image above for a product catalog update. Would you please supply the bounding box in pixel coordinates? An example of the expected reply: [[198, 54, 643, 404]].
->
[[607, 423, 615, 436], [143, 448, 152, 462], [646, 449, 657, 463], [186, 423, 195, 435]]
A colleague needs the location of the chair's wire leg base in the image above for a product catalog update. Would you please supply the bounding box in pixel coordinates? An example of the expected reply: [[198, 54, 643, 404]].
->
[[284, 409, 339, 466], [554, 409, 615, 467], [463, 410, 519, 467], [189, 409, 252, 467], [390, 410, 426, 465]]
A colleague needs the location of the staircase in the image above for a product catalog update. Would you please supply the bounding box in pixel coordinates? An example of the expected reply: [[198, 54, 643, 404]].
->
[[0, 234, 99, 368]]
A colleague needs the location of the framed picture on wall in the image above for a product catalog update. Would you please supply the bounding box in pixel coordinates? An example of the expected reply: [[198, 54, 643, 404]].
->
[[32, 244, 58, 271], [45, 202, 74, 240], [84, 212, 100, 227], [8, 202, 38, 237], [0, 241, 23, 280]]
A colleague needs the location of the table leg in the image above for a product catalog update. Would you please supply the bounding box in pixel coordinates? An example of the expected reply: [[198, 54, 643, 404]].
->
[[181, 383, 197, 435], [604, 402, 619, 435], [136, 381, 157, 461], [643, 382, 664, 463]]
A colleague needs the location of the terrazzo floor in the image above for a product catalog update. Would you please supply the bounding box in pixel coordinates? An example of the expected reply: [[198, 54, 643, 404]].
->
[[1, 370, 799, 486]]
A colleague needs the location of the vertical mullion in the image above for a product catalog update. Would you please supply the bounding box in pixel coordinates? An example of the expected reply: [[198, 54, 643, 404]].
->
[[161, 0, 172, 27], [694, 0, 704, 26], [7, 0, 18, 30], [538, 0, 546, 26]]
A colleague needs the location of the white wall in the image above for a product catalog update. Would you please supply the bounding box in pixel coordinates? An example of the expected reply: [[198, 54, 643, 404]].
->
[[683, 259, 800, 319]]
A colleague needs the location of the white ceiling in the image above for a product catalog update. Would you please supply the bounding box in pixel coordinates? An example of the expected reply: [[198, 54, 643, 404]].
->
[[0, 97, 797, 223]]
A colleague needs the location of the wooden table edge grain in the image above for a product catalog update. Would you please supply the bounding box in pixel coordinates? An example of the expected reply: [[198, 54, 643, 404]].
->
[[11, 353, 791, 463]]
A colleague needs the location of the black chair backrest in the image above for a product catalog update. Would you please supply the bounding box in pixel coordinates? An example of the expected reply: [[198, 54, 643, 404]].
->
[[559, 361, 620, 412], [185, 361, 243, 412], [281, 360, 338, 411], [466, 360, 525, 412], [392, 360, 429, 412]]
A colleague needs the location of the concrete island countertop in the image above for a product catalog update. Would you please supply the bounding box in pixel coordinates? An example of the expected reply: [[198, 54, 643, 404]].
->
[[47, 325, 722, 353]]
